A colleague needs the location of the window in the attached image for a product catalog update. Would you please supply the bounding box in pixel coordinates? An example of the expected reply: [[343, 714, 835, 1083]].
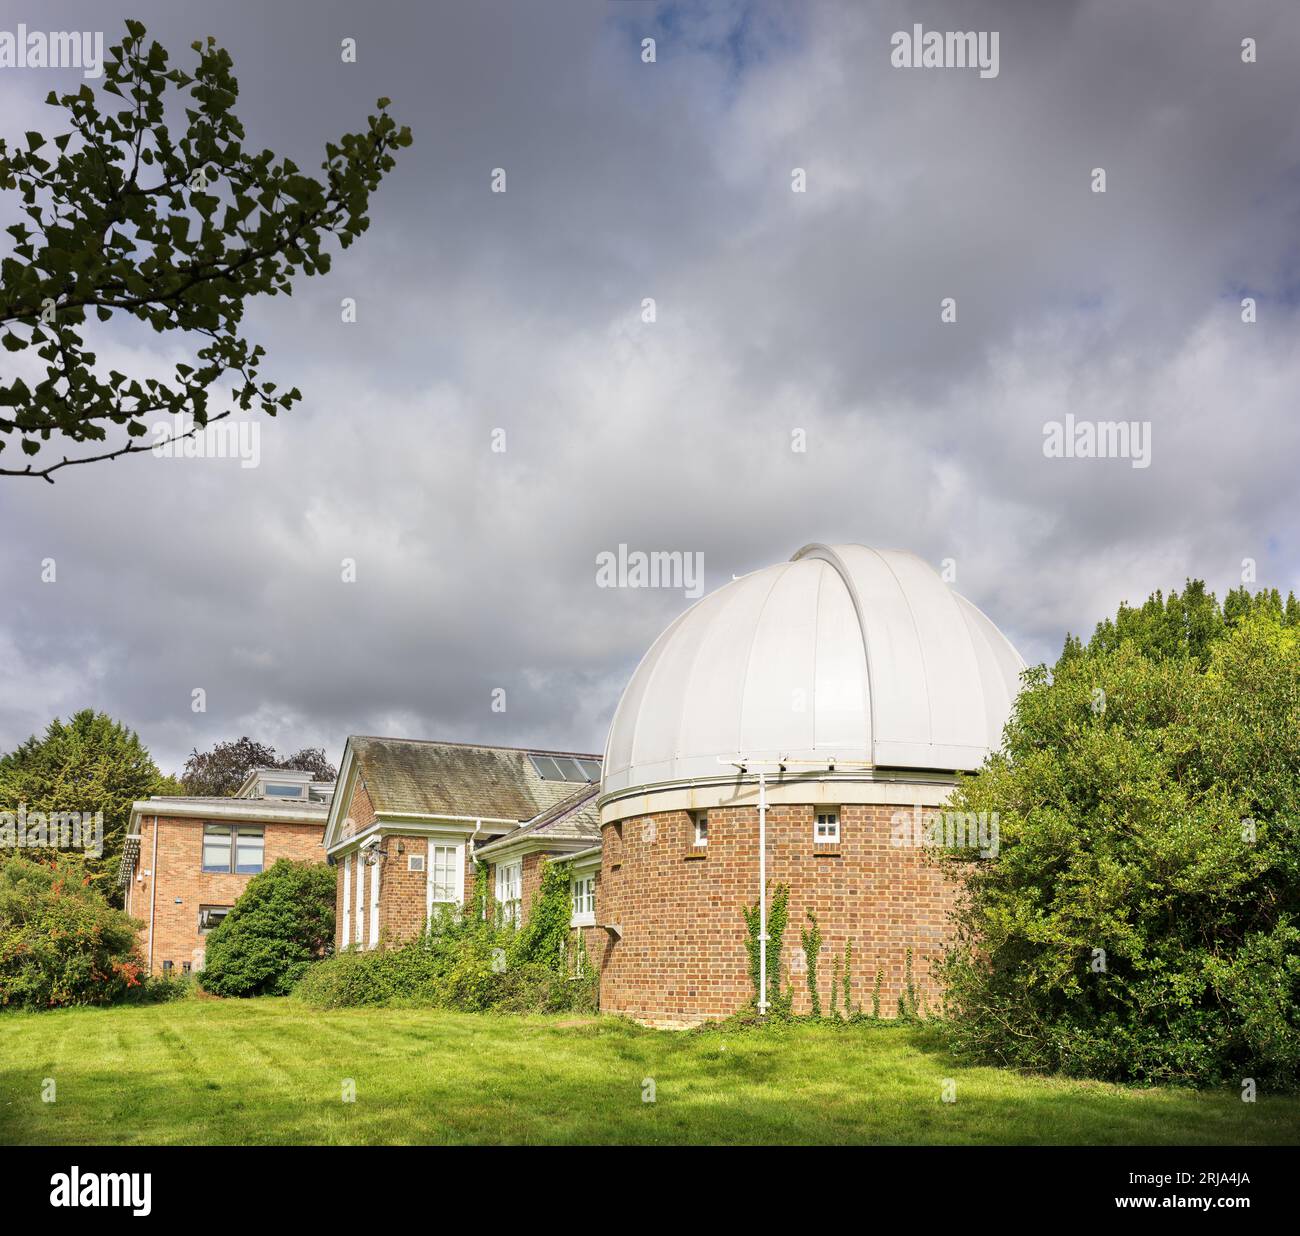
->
[[430, 845, 461, 904], [235, 826, 265, 873], [408, 854, 425, 873], [571, 873, 595, 924], [263, 782, 305, 798], [494, 860, 522, 924], [368, 851, 381, 948], [342, 854, 352, 945], [354, 852, 366, 946], [815, 811, 840, 844], [528, 753, 601, 783], [202, 823, 265, 874], [693, 813, 709, 847], [198, 905, 232, 933]]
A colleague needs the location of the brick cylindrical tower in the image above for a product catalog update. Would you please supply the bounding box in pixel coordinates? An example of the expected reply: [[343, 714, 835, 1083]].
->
[[594, 543, 1024, 1027]]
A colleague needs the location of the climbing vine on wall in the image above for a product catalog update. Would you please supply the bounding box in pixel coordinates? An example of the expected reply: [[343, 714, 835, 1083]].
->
[[800, 908, 822, 1018], [510, 857, 572, 972], [743, 881, 791, 1016], [470, 860, 489, 922]]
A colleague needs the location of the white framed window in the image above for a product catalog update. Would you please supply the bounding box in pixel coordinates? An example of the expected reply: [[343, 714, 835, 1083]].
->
[[815, 810, 840, 844], [570, 873, 596, 925], [341, 854, 352, 946], [368, 852, 381, 948], [494, 860, 522, 925], [408, 854, 425, 872], [354, 850, 366, 946], [426, 842, 466, 920], [693, 813, 708, 847]]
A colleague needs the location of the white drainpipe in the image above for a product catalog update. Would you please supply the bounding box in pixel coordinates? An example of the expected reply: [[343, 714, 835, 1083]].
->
[[147, 814, 159, 974], [719, 757, 775, 1016], [757, 769, 768, 1015]]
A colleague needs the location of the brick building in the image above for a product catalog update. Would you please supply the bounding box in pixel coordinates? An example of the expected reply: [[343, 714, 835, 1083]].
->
[[322, 737, 603, 955], [594, 543, 1024, 1025], [325, 543, 1023, 1027], [119, 768, 334, 976]]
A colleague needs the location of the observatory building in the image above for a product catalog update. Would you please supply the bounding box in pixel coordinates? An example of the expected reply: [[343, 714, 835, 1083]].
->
[[593, 543, 1024, 1025]]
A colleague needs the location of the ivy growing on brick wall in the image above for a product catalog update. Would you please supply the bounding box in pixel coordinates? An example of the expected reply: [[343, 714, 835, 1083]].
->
[[800, 908, 822, 1018], [509, 856, 572, 972], [470, 860, 489, 922], [743, 881, 791, 1016]]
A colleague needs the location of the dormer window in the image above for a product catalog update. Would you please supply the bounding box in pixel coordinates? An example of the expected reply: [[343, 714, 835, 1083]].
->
[[263, 782, 305, 798]]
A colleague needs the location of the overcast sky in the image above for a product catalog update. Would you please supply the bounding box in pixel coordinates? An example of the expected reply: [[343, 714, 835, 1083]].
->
[[1, 0, 1298, 776]]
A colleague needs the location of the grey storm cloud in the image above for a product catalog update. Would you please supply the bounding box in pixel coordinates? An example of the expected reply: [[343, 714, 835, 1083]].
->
[[1, 0, 1298, 774]]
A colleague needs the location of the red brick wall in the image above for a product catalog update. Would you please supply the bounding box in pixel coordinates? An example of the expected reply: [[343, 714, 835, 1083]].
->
[[333, 834, 479, 951], [376, 836, 430, 947], [520, 852, 547, 918], [339, 779, 377, 841], [134, 813, 324, 975], [596, 803, 960, 1026]]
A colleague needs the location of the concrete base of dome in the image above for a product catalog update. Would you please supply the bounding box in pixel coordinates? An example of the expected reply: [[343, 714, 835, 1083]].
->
[[595, 799, 962, 1025]]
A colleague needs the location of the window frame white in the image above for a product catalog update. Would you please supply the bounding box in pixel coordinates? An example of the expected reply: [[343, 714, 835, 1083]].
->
[[368, 852, 381, 947], [570, 872, 596, 926], [354, 849, 366, 946], [425, 841, 467, 922], [494, 859, 522, 925], [815, 810, 840, 845], [693, 812, 709, 847], [341, 854, 352, 946]]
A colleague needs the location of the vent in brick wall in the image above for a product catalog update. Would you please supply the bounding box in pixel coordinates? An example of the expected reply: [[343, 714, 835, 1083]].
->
[[408, 854, 425, 872]]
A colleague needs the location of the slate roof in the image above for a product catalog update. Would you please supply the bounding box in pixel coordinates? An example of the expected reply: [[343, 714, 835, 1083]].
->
[[346, 736, 602, 823], [476, 782, 602, 857]]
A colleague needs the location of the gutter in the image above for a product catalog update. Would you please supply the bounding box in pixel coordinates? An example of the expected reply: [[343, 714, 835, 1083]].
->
[[595, 762, 957, 812], [146, 814, 158, 974], [130, 798, 328, 826]]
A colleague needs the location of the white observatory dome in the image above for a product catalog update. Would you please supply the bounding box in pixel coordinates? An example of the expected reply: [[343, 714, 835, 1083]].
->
[[601, 544, 1025, 797]]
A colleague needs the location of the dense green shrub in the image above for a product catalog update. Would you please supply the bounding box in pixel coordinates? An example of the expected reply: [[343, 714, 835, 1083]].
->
[[293, 871, 598, 1015], [199, 859, 335, 997], [0, 855, 144, 1009], [508, 856, 573, 969], [939, 588, 1300, 1088]]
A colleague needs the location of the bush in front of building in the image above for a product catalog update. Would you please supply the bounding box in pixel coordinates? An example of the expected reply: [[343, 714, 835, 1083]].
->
[[293, 871, 598, 1015], [0, 854, 145, 1009], [938, 588, 1300, 1089], [199, 858, 336, 997]]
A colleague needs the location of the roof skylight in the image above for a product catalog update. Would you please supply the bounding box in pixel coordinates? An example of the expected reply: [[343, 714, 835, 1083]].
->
[[529, 754, 601, 783]]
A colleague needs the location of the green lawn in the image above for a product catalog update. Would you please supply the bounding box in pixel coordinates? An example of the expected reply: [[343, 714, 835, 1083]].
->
[[0, 997, 1296, 1145]]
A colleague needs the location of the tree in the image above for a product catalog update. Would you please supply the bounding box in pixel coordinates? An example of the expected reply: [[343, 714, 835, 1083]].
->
[[181, 737, 337, 796], [1064, 579, 1298, 668], [0, 20, 411, 481], [198, 858, 336, 996], [938, 584, 1300, 1087], [0, 709, 175, 884]]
